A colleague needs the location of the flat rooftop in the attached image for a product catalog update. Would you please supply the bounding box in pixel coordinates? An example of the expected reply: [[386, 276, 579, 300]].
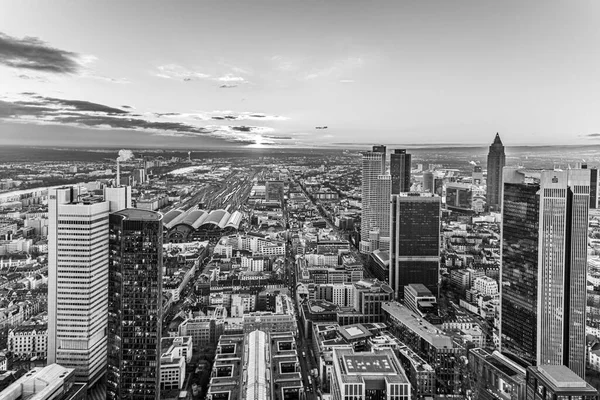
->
[[382, 301, 453, 349], [113, 208, 162, 221], [406, 283, 433, 297], [343, 354, 396, 374], [537, 365, 588, 389]]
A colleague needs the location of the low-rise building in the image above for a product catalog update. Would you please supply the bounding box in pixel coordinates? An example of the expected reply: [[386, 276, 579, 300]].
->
[[8, 323, 48, 360], [330, 347, 411, 400], [0, 364, 86, 400]]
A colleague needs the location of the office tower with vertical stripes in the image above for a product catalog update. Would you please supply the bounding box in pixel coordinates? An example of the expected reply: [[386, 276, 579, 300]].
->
[[500, 168, 589, 378], [108, 209, 163, 400], [390, 149, 411, 194], [47, 187, 110, 385], [389, 193, 441, 300], [360, 146, 386, 254]]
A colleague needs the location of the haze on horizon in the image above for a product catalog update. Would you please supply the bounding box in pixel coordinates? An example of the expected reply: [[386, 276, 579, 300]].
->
[[1, 0, 600, 149]]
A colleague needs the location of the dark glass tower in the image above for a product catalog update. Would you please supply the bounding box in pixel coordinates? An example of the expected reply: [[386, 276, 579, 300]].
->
[[389, 193, 440, 299], [500, 178, 540, 365], [486, 133, 505, 211], [501, 168, 590, 378], [390, 149, 411, 194], [108, 209, 163, 400]]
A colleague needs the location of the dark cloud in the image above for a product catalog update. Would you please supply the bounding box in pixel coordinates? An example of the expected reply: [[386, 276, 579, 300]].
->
[[231, 126, 252, 132], [34, 96, 128, 114], [263, 135, 293, 140], [586, 133, 600, 137], [121, 105, 132, 109], [54, 114, 214, 135], [220, 84, 238, 88], [0, 32, 82, 74], [0, 94, 286, 146], [250, 114, 265, 118]]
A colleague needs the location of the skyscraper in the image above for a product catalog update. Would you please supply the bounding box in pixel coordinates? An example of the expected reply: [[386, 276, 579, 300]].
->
[[360, 146, 386, 254], [390, 149, 411, 194], [486, 133, 506, 211], [108, 209, 163, 400], [500, 168, 589, 378], [48, 187, 110, 385], [389, 193, 441, 299], [372, 175, 391, 251]]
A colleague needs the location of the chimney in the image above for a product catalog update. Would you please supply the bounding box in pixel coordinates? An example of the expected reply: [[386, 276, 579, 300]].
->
[[116, 159, 121, 186]]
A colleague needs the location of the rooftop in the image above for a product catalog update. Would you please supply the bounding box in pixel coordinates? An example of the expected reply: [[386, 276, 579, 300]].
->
[[382, 301, 453, 349], [114, 208, 162, 221]]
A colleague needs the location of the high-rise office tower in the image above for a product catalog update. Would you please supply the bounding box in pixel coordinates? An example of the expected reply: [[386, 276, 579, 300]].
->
[[372, 144, 387, 169], [422, 171, 434, 193], [108, 209, 163, 400], [360, 147, 386, 254], [585, 165, 598, 209], [390, 149, 411, 194], [500, 168, 589, 378], [389, 193, 441, 299], [486, 133, 506, 211], [372, 175, 391, 251], [48, 187, 110, 385]]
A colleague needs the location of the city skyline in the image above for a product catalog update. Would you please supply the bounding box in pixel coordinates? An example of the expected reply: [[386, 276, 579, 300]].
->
[[2, 1, 600, 148]]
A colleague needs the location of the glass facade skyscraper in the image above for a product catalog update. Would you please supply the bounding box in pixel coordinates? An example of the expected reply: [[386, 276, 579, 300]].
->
[[108, 209, 163, 400], [389, 193, 440, 299], [390, 149, 411, 194], [501, 168, 590, 378]]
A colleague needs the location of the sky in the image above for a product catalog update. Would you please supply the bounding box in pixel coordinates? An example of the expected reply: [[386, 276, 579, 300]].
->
[[1, 0, 600, 149]]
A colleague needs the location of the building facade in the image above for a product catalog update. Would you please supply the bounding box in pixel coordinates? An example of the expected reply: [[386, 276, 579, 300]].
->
[[360, 146, 386, 254], [389, 193, 441, 299], [486, 132, 506, 211], [48, 187, 110, 385], [390, 149, 411, 194], [501, 168, 590, 378], [108, 209, 163, 400]]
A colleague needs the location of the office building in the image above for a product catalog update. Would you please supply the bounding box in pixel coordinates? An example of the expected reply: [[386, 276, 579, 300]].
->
[[107, 209, 163, 400], [382, 301, 466, 395], [501, 168, 589, 378], [422, 171, 434, 193], [525, 365, 598, 399], [390, 149, 411, 194], [265, 180, 285, 202], [469, 348, 526, 400], [330, 347, 411, 400], [486, 132, 506, 211], [360, 146, 386, 253], [104, 185, 132, 213], [206, 331, 303, 400], [0, 364, 87, 400], [404, 283, 437, 318], [583, 164, 598, 209], [389, 193, 440, 299], [48, 187, 110, 385]]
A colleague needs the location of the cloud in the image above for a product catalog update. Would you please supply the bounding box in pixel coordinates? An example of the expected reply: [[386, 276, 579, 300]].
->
[[0, 93, 290, 147], [154, 64, 210, 80], [17, 74, 49, 83], [220, 84, 238, 89], [339, 79, 355, 83], [270, 55, 298, 72], [305, 57, 364, 80], [0, 31, 85, 74], [586, 133, 600, 137], [85, 74, 130, 84], [217, 74, 246, 83]]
